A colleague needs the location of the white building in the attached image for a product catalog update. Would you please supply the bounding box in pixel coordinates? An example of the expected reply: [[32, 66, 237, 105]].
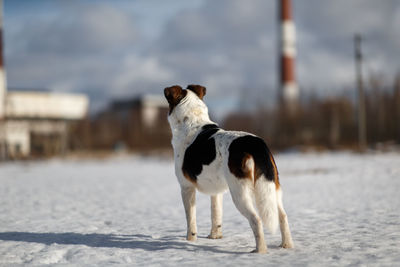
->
[[0, 90, 88, 159]]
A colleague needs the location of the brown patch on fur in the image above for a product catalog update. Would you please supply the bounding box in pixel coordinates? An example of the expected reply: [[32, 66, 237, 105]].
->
[[228, 156, 242, 179], [242, 153, 254, 180], [269, 152, 280, 190], [183, 170, 197, 184], [229, 153, 253, 180], [187, 84, 206, 100], [254, 167, 263, 181], [164, 85, 187, 114]]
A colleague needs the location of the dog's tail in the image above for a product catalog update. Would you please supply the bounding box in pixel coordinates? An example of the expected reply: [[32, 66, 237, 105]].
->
[[247, 137, 280, 234]]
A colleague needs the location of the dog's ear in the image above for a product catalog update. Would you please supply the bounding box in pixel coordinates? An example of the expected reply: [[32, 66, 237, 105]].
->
[[187, 84, 206, 100], [164, 85, 187, 114], [164, 85, 184, 104]]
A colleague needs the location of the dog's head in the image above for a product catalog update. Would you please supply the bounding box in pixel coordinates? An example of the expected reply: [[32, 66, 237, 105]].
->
[[164, 84, 209, 126]]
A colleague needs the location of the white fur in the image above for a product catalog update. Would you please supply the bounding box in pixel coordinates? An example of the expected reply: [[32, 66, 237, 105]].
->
[[167, 89, 293, 253], [254, 178, 279, 234], [277, 188, 294, 248]]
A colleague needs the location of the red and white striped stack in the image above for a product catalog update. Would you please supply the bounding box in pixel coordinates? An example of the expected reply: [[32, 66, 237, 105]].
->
[[279, 0, 299, 109]]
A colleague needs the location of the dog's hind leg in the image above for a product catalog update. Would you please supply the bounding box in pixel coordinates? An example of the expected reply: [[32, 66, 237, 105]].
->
[[229, 180, 267, 253], [181, 186, 197, 241], [208, 194, 223, 239], [277, 188, 294, 248]]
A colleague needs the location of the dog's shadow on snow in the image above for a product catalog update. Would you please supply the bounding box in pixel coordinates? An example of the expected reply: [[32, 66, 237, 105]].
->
[[0, 231, 249, 254]]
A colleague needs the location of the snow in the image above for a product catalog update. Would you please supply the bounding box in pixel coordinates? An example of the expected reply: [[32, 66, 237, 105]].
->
[[0, 152, 399, 266]]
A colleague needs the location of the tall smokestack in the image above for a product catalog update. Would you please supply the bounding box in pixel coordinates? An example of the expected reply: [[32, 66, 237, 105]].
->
[[0, 0, 5, 119], [279, 0, 298, 110]]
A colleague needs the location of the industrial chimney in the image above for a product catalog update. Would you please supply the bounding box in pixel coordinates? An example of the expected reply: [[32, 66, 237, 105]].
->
[[0, 0, 6, 119], [279, 0, 298, 110]]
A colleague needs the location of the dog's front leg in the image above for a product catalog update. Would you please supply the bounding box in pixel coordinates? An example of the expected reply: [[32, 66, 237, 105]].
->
[[208, 194, 223, 239], [181, 186, 197, 241]]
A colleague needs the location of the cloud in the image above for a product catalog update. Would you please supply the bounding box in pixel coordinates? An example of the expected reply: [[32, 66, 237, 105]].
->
[[152, 0, 400, 106], [153, 0, 278, 105], [5, 2, 143, 111], [4, 0, 400, 116], [17, 3, 138, 55], [295, 0, 400, 90], [111, 55, 176, 98]]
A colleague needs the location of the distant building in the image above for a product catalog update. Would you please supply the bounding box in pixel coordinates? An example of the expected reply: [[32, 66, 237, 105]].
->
[[91, 94, 170, 151], [111, 94, 168, 129], [111, 94, 170, 150], [0, 90, 89, 159]]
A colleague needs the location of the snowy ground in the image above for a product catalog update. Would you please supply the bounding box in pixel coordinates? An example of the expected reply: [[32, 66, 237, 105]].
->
[[0, 152, 399, 266]]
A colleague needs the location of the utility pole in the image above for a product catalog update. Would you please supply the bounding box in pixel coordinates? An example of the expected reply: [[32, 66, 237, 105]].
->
[[354, 34, 367, 151], [0, 0, 5, 120], [0, 0, 6, 161]]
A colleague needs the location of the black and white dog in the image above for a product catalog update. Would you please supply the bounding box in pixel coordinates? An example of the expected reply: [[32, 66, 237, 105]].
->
[[164, 84, 294, 253]]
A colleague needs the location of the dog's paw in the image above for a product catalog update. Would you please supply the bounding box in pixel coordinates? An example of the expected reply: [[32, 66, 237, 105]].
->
[[186, 232, 197, 241], [208, 225, 222, 239], [280, 242, 294, 249], [207, 233, 223, 239], [250, 248, 267, 254]]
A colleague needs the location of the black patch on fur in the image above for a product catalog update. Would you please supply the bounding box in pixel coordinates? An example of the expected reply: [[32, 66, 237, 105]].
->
[[228, 135, 277, 181], [182, 124, 220, 182]]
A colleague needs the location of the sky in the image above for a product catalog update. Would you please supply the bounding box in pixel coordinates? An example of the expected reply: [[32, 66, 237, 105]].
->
[[3, 0, 400, 118]]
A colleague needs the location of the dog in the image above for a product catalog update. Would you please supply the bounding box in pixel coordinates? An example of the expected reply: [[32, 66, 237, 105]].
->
[[164, 84, 294, 253]]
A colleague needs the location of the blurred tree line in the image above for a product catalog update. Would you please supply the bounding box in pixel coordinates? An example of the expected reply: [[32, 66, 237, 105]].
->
[[68, 74, 400, 153], [224, 74, 400, 151]]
